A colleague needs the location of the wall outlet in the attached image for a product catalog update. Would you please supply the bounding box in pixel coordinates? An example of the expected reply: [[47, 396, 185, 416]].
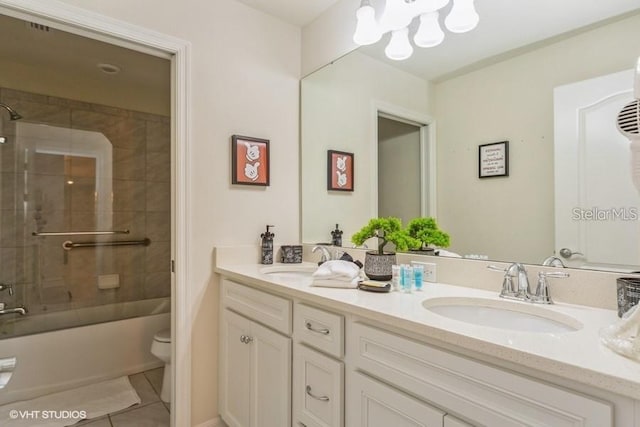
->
[[98, 274, 120, 290], [411, 261, 437, 283]]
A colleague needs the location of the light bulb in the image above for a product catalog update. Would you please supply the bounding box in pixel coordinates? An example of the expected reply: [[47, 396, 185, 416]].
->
[[445, 0, 479, 33], [379, 0, 414, 31], [353, 0, 382, 45], [385, 28, 413, 61], [414, 12, 444, 48]]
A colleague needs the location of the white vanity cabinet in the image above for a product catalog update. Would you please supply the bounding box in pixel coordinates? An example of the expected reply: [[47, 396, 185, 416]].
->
[[217, 271, 632, 427], [293, 303, 345, 427], [219, 279, 292, 427], [348, 322, 613, 427]]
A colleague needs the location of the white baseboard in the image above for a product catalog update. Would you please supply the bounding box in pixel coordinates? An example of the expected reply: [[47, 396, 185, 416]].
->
[[194, 416, 225, 427]]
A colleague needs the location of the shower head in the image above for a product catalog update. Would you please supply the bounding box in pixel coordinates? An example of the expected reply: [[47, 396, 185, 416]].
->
[[0, 103, 22, 121]]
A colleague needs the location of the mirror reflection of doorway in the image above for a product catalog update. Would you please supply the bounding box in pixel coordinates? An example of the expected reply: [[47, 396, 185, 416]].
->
[[377, 115, 428, 224]]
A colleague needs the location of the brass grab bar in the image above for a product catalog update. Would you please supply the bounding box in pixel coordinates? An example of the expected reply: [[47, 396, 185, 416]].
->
[[33, 230, 130, 237], [62, 238, 150, 251]]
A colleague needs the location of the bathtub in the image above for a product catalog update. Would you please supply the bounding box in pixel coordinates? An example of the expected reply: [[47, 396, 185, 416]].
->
[[0, 297, 170, 405]]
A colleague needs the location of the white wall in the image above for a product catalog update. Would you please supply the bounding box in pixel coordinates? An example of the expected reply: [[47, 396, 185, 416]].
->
[[434, 13, 640, 263], [301, 0, 359, 76], [301, 51, 430, 245], [51, 0, 301, 425]]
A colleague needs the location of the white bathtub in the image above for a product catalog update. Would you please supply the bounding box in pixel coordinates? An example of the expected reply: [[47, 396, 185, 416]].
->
[[0, 298, 170, 405]]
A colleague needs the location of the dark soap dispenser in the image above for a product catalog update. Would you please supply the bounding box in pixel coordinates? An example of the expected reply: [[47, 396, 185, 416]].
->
[[261, 225, 275, 264], [331, 224, 343, 247]]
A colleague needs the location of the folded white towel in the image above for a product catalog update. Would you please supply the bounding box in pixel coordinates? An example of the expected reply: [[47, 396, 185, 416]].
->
[[311, 260, 361, 288], [311, 279, 359, 289], [438, 249, 462, 258]]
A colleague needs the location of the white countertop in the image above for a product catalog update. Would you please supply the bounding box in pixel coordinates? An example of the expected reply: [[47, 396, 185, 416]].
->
[[215, 262, 640, 400]]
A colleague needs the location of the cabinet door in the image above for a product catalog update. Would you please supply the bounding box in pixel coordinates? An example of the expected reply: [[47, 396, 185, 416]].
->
[[220, 309, 253, 427], [293, 344, 344, 427], [347, 371, 444, 427], [252, 319, 292, 427]]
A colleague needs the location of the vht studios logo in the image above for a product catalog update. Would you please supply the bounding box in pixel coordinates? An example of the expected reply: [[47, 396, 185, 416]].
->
[[572, 207, 639, 221]]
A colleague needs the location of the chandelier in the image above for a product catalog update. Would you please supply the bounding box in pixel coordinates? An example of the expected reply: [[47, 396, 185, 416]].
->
[[353, 0, 479, 61]]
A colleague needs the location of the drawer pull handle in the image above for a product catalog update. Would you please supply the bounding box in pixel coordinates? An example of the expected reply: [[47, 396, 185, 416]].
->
[[305, 322, 330, 335], [305, 385, 330, 402], [240, 335, 254, 344]]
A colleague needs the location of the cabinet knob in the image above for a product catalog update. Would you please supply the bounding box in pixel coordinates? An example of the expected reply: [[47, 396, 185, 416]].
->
[[305, 385, 330, 402], [240, 335, 254, 344], [305, 321, 330, 335]]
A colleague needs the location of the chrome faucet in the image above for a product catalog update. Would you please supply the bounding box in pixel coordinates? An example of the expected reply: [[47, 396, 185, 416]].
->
[[542, 256, 565, 268], [488, 263, 569, 304], [312, 245, 333, 263], [0, 302, 27, 316]]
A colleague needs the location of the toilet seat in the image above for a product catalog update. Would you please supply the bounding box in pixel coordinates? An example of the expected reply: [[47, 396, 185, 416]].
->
[[154, 328, 171, 343]]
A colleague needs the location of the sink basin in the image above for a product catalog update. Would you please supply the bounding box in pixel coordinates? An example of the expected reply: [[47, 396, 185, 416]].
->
[[422, 297, 583, 333], [260, 265, 316, 280]]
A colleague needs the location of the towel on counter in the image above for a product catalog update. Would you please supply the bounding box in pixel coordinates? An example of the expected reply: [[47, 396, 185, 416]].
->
[[311, 260, 362, 288], [438, 249, 462, 258]]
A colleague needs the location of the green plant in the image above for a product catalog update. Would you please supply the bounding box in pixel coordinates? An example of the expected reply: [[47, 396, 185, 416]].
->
[[406, 217, 450, 249], [352, 217, 419, 254]]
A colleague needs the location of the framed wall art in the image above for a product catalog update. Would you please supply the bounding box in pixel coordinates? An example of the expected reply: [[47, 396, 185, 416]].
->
[[231, 135, 270, 186], [327, 150, 354, 191], [479, 141, 509, 178]]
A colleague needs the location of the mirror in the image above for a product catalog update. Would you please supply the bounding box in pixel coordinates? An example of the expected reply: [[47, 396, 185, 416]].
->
[[301, 7, 640, 271]]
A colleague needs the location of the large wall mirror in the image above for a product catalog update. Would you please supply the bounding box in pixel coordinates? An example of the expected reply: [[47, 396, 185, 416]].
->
[[301, 4, 640, 272]]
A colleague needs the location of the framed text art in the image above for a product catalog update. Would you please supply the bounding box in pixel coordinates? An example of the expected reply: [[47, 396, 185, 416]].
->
[[479, 141, 509, 178], [327, 150, 354, 191], [231, 135, 270, 186]]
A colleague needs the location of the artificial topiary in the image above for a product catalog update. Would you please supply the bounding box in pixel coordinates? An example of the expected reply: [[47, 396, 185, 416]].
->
[[352, 217, 420, 254], [406, 217, 450, 249]]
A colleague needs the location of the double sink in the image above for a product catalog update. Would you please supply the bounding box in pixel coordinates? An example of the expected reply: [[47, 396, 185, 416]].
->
[[259, 265, 583, 334]]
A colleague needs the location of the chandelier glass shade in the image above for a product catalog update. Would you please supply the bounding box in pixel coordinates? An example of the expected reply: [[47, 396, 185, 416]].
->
[[353, 0, 479, 60]]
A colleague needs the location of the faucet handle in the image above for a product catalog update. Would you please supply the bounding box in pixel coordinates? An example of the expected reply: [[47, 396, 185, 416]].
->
[[0, 284, 13, 296], [533, 271, 569, 304], [487, 265, 517, 296]]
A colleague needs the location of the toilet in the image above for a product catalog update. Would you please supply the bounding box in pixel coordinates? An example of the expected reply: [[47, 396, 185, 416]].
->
[[150, 328, 171, 403]]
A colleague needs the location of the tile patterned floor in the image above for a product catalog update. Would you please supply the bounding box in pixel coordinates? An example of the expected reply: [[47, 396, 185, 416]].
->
[[75, 367, 170, 427]]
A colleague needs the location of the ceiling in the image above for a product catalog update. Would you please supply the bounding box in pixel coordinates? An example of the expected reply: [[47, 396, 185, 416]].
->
[[359, 0, 640, 81], [242, 0, 640, 81], [236, 0, 342, 27], [0, 13, 170, 113]]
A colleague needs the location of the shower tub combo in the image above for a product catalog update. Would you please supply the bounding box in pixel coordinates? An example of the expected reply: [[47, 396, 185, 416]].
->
[[0, 92, 172, 405]]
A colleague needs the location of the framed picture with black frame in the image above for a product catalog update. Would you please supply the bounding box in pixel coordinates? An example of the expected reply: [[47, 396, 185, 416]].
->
[[231, 135, 270, 186], [327, 150, 354, 191], [479, 141, 509, 178]]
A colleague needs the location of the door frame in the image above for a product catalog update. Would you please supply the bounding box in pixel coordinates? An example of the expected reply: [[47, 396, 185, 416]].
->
[[0, 1, 192, 426], [371, 100, 436, 219]]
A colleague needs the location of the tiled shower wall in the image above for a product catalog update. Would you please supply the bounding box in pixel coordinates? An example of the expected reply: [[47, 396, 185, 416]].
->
[[0, 87, 170, 316]]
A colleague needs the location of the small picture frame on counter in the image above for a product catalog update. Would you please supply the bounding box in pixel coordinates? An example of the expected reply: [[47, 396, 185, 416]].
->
[[479, 141, 509, 178], [281, 245, 303, 263]]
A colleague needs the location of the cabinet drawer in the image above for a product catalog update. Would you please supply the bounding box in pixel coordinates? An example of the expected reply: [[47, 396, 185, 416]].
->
[[349, 322, 612, 427], [294, 303, 344, 358], [221, 279, 292, 335], [347, 370, 445, 427], [293, 344, 344, 427]]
